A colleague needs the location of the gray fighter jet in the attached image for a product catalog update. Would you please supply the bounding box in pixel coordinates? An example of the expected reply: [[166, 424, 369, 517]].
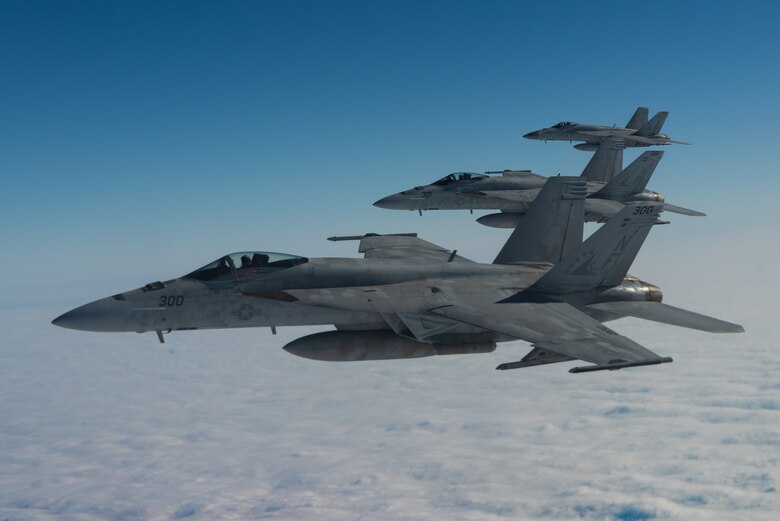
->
[[53, 177, 741, 374], [523, 107, 690, 150], [375, 143, 704, 228]]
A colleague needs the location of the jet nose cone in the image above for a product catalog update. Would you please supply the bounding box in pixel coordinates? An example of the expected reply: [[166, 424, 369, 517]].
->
[[373, 194, 407, 210], [52, 298, 119, 332], [523, 130, 541, 139]]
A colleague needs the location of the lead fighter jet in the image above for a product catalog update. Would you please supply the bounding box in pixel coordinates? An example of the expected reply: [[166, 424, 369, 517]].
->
[[523, 107, 690, 150], [53, 177, 741, 373]]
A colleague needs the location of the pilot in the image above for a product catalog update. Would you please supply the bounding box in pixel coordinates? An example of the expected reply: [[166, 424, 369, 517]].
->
[[217, 256, 231, 276], [251, 253, 270, 267], [235, 255, 256, 279]]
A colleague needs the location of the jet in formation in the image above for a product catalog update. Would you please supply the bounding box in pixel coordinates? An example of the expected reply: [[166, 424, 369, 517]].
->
[[53, 177, 742, 374], [523, 107, 690, 150], [375, 143, 704, 228]]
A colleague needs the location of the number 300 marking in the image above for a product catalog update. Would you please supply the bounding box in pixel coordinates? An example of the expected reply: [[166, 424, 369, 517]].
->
[[159, 295, 184, 307], [633, 206, 655, 215]]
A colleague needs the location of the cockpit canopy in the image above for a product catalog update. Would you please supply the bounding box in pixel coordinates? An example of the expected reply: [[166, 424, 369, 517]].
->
[[552, 121, 577, 128], [432, 172, 487, 186], [184, 252, 308, 282]]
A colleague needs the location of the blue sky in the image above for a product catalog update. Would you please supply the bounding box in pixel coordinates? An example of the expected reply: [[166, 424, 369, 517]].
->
[[1, 1, 779, 304], [3, 4, 780, 520]]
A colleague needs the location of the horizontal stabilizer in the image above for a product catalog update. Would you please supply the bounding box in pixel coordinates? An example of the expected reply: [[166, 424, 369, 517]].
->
[[569, 357, 673, 374], [587, 302, 744, 333], [496, 346, 575, 370], [662, 203, 706, 216]]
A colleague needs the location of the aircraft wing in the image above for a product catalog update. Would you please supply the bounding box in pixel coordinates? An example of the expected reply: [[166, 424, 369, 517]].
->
[[357, 234, 475, 263], [431, 299, 670, 372], [587, 301, 743, 333], [662, 203, 706, 217]]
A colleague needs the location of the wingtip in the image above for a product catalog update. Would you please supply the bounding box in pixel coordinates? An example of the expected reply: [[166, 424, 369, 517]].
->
[[661, 203, 707, 217], [569, 357, 674, 374]]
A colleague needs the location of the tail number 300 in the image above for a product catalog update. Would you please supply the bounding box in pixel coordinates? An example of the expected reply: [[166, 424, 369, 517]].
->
[[633, 206, 656, 215]]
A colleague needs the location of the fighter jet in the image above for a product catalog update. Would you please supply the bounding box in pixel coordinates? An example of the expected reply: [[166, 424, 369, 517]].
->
[[375, 143, 704, 228], [523, 107, 690, 150], [53, 177, 742, 374]]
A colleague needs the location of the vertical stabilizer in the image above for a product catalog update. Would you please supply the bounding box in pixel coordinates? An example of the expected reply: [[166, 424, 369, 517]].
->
[[493, 177, 586, 265], [526, 203, 663, 293], [580, 139, 624, 183], [594, 151, 663, 199], [637, 111, 669, 136], [626, 107, 648, 130]]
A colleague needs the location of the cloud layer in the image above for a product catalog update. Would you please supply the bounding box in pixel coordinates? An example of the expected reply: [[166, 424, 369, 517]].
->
[[1, 296, 777, 520]]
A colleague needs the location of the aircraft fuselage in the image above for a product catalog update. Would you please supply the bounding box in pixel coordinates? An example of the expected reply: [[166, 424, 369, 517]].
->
[[52, 259, 534, 334]]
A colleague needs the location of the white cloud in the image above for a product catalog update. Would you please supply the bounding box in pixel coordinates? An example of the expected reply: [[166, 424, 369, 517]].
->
[[1, 292, 778, 520]]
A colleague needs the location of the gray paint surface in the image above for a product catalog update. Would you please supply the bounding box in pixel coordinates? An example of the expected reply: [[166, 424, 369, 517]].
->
[[374, 149, 704, 227], [523, 106, 690, 149], [53, 177, 741, 373]]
